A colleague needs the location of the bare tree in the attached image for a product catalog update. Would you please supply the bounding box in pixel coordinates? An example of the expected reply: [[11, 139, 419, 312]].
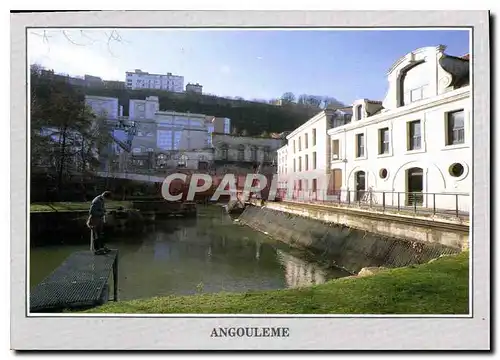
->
[[281, 92, 296, 103], [29, 29, 129, 57]]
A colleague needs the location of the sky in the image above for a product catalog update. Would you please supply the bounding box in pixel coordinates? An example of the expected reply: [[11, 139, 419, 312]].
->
[[28, 28, 470, 105]]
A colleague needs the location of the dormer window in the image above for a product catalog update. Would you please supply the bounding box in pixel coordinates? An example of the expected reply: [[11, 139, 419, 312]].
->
[[399, 61, 430, 107], [356, 105, 363, 120]]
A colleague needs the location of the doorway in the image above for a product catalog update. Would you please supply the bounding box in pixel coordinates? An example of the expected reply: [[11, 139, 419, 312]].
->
[[406, 167, 423, 206], [327, 169, 342, 196], [355, 171, 366, 201]]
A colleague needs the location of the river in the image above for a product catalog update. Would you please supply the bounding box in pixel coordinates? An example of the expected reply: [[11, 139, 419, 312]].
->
[[30, 205, 351, 301]]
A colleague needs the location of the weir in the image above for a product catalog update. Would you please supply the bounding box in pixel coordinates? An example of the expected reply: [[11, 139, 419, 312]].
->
[[238, 205, 461, 274]]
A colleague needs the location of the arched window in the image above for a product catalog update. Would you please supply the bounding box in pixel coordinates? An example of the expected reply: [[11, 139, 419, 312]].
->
[[237, 145, 245, 161], [250, 146, 258, 162], [220, 144, 228, 160]]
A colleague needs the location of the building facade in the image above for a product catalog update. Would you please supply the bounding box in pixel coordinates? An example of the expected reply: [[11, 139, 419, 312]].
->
[[276, 145, 288, 188], [85, 95, 119, 119], [88, 95, 225, 172], [125, 69, 184, 92], [326, 45, 470, 212], [283, 109, 337, 197], [211, 117, 231, 134], [211, 134, 281, 176], [103, 80, 126, 90], [186, 83, 203, 93], [277, 45, 470, 213]]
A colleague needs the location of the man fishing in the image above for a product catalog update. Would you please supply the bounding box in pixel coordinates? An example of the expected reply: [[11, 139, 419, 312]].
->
[[87, 191, 112, 255]]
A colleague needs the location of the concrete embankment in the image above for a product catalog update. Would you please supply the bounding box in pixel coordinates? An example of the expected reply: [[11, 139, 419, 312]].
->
[[257, 200, 469, 250], [238, 205, 461, 274]]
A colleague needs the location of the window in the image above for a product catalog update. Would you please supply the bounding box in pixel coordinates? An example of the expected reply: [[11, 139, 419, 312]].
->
[[379, 128, 390, 154], [312, 179, 317, 192], [408, 120, 421, 150], [238, 145, 245, 161], [379, 168, 388, 179], [305, 133, 309, 149], [173, 131, 182, 150], [312, 129, 317, 146], [312, 152, 317, 169], [332, 139, 340, 160], [332, 114, 342, 128], [293, 140, 296, 153], [446, 110, 465, 145], [400, 63, 430, 106], [157, 130, 173, 150], [410, 88, 423, 102], [251, 147, 257, 162], [449, 163, 465, 177], [264, 147, 271, 162], [356, 105, 363, 120], [293, 159, 296, 172], [298, 137, 302, 151], [221, 145, 228, 160], [356, 134, 365, 157], [299, 157, 302, 172], [305, 154, 309, 171]]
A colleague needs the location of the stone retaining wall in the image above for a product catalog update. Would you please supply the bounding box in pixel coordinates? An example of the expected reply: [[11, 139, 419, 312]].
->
[[238, 205, 461, 274]]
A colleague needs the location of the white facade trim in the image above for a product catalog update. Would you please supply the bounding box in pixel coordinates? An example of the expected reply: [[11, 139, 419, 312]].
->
[[327, 86, 469, 136], [286, 110, 328, 140]]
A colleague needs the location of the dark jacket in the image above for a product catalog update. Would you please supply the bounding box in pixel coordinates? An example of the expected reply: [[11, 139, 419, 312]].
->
[[89, 195, 106, 218]]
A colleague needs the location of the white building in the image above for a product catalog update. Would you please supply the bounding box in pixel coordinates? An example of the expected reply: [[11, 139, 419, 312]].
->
[[326, 45, 470, 212], [283, 109, 337, 198], [129, 96, 160, 120], [186, 83, 203, 94], [85, 95, 119, 119], [277, 45, 470, 213], [125, 69, 184, 93], [277, 145, 288, 188]]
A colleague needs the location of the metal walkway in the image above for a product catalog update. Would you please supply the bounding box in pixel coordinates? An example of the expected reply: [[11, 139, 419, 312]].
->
[[30, 250, 119, 313]]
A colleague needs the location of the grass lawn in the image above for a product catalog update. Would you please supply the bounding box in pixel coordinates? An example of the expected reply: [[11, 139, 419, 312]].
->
[[84, 251, 469, 315], [30, 201, 132, 213]]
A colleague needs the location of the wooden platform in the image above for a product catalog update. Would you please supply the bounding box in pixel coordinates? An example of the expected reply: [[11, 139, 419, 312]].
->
[[30, 250, 119, 313]]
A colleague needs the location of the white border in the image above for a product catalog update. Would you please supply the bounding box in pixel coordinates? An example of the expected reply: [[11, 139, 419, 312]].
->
[[11, 10, 489, 350]]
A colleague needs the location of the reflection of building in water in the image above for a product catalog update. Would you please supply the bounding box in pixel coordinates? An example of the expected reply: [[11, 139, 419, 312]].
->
[[276, 250, 326, 288]]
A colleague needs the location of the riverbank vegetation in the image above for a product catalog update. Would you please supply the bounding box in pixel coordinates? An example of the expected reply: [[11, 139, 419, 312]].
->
[[85, 251, 469, 315]]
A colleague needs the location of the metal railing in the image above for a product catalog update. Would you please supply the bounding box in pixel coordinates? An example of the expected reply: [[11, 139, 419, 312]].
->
[[272, 188, 470, 219]]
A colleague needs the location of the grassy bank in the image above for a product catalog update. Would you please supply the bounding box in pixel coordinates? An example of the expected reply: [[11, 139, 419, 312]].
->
[[85, 251, 469, 315], [30, 201, 132, 213]]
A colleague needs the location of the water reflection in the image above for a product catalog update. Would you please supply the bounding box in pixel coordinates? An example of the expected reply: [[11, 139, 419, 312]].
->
[[276, 250, 327, 288], [30, 206, 349, 300]]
